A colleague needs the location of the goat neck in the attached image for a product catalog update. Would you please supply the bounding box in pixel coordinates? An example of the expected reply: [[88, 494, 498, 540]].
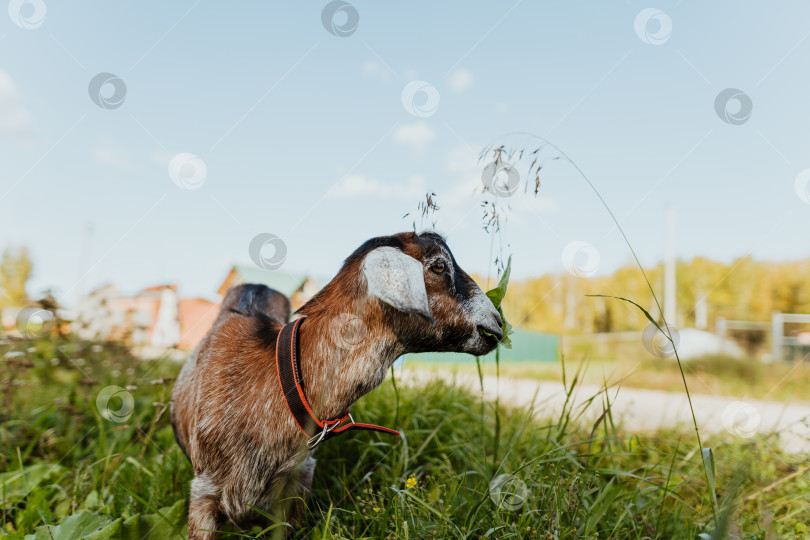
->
[[296, 298, 404, 421]]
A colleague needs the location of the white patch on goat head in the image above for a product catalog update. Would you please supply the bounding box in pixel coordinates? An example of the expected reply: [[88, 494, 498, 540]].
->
[[461, 287, 501, 348], [362, 247, 432, 321], [465, 287, 499, 325]]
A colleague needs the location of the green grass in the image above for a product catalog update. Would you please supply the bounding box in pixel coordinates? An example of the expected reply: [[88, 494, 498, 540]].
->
[[1, 337, 809, 539]]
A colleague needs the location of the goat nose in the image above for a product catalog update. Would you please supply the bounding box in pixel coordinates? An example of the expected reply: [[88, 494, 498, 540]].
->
[[479, 310, 504, 340]]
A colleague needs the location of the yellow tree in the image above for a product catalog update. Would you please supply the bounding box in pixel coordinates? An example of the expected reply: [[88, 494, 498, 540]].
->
[[0, 246, 33, 307]]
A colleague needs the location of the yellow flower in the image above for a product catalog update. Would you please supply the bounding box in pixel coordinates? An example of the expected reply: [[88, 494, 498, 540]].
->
[[373, 507, 381, 513], [405, 475, 417, 489]]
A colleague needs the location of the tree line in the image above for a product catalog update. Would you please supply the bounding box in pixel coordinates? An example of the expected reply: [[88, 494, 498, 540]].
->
[[499, 256, 810, 335], [2, 244, 808, 338]]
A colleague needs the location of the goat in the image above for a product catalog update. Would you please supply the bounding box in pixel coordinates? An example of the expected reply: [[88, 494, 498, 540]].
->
[[171, 231, 503, 539]]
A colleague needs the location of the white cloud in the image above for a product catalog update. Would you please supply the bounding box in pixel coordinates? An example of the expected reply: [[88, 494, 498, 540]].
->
[[332, 174, 427, 201], [0, 70, 35, 143], [447, 68, 474, 92], [362, 60, 392, 83], [91, 138, 134, 170], [393, 121, 436, 153]]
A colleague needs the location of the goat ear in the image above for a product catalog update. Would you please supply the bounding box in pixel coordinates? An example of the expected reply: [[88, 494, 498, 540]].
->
[[362, 247, 433, 323]]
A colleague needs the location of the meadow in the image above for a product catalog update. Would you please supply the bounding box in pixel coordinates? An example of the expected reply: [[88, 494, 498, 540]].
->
[[1, 336, 808, 539]]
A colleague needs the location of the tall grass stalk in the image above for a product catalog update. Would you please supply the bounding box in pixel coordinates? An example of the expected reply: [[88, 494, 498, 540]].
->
[[481, 133, 717, 525]]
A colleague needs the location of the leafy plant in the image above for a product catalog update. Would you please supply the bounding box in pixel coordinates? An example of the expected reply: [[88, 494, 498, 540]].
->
[[483, 255, 514, 349]]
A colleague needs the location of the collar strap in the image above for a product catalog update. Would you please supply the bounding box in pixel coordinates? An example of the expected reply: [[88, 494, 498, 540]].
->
[[275, 316, 400, 447]]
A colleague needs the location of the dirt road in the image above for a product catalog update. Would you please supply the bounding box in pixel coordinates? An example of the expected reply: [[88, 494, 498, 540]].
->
[[399, 369, 810, 453]]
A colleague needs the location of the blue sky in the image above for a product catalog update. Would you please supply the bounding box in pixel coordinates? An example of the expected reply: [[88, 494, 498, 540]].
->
[[1, 1, 809, 303]]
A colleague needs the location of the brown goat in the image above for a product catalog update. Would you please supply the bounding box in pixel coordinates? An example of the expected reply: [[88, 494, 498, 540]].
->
[[171, 231, 503, 538]]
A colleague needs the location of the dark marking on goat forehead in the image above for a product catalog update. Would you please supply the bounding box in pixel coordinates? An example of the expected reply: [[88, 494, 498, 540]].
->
[[347, 232, 477, 297], [409, 232, 455, 261], [417, 234, 478, 300], [299, 232, 456, 315], [343, 231, 450, 266], [343, 234, 408, 266]]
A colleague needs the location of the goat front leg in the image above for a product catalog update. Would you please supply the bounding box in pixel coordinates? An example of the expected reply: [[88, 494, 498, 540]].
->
[[275, 456, 317, 527], [188, 474, 225, 540], [293, 456, 317, 524]]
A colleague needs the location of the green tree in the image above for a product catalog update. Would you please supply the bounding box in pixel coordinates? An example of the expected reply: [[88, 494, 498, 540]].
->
[[0, 246, 33, 307]]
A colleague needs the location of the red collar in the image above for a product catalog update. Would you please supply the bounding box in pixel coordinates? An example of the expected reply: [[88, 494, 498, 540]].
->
[[275, 316, 400, 448]]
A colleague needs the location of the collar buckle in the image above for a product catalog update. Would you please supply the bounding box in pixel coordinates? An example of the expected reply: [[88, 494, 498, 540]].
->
[[307, 418, 343, 448]]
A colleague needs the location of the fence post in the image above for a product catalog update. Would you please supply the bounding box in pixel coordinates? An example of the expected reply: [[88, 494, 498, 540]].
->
[[716, 317, 727, 354], [771, 311, 783, 362]]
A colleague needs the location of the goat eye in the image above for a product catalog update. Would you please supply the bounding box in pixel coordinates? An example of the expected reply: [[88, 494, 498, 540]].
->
[[431, 263, 446, 274]]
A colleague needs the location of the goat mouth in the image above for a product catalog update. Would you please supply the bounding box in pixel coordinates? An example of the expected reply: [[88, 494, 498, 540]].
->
[[477, 326, 503, 346]]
